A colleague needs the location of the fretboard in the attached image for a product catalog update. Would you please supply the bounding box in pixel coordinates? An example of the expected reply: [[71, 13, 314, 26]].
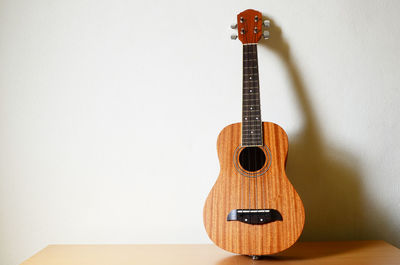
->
[[242, 44, 263, 146]]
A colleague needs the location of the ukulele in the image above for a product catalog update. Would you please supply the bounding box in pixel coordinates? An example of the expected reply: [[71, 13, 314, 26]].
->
[[203, 9, 305, 256]]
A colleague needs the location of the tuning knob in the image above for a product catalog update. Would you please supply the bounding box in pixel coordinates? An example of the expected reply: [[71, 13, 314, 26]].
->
[[263, 20, 270, 28], [231, 23, 237, 29], [262, 31, 270, 39], [231, 34, 238, 40]]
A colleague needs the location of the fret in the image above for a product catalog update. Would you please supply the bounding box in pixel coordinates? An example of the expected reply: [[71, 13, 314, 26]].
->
[[242, 124, 262, 127], [243, 69, 258, 74], [242, 125, 261, 127], [242, 125, 262, 128], [242, 130, 261, 133], [242, 124, 261, 126], [243, 73, 258, 76], [243, 93, 259, 96], [242, 132, 262, 135], [242, 120, 262, 123], [242, 126, 262, 128], [242, 134, 262, 137], [243, 96, 259, 99], [243, 63, 258, 67], [242, 128, 262, 131], [242, 131, 262, 134], [243, 98, 260, 101], [242, 136, 262, 139], [243, 96, 260, 98], [242, 143, 263, 146]]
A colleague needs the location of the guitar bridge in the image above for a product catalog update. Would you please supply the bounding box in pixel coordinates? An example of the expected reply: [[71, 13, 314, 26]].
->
[[227, 209, 283, 225]]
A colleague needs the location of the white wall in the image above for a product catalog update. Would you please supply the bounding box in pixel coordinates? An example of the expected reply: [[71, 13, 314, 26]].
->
[[1, 0, 400, 264]]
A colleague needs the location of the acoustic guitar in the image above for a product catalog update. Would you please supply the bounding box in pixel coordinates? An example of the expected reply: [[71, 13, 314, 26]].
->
[[203, 9, 305, 257]]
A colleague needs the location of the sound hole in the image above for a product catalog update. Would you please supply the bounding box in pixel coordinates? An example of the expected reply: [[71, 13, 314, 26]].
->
[[238, 147, 266, 172]]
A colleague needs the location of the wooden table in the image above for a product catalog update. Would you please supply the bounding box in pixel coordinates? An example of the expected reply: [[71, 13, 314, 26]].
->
[[21, 241, 400, 265]]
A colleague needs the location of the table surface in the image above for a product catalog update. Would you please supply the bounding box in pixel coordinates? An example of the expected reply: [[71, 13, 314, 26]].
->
[[21, 240, 400, 265]]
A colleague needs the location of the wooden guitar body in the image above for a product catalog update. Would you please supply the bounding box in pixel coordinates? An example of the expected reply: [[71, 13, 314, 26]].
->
[[203, 122, 305, 255], [204, 9, 305, 256]]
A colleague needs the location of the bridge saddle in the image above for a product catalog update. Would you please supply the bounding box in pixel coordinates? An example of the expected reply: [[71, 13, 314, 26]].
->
[[227, 209, 283, 225]]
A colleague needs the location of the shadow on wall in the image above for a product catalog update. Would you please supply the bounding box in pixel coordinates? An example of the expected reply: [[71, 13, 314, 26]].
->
[[258, 17, 395, 245]]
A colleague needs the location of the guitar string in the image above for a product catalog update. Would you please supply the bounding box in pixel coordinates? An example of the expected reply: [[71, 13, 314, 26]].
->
[[243, 24, 264, 210], [244, 22, 252, 210], [249, 43, 257, 209], [247, 45, 255, 209], [256, 43, 266, 210], [254, 43, 263, 210], [253, 43, 258, 210], [252, 43, 263, 209], [249, 40, 256, 210], [241, 43, 245, 211], [249, 43, 256, 209], [239, 20, 269, 214], [242, 23, 267, 212], [255, 43, 266, 210], [248, 43, 257, 209], [246, 44, 251, 210], [241, 34, 247, 211], [247, 32, 252, 209]]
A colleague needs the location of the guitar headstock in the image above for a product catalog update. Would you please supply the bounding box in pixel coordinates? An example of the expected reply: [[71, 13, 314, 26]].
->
[[230, 9, 270, 44]]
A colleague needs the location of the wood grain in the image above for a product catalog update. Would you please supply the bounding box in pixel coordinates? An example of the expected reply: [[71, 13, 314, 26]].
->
[[21, 241, 400, 265], [203, 122, 305, 255]]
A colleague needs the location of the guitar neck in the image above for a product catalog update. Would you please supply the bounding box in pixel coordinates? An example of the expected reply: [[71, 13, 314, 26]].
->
[[242, 44, 263, 146]]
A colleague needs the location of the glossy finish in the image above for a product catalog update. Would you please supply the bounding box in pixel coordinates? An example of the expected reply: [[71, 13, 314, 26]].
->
[[236, 9, 263, 44], [21, 241, 400, 265], [203, 122, 305, 255]]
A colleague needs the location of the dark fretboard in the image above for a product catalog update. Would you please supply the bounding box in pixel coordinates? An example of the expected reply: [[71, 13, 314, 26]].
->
[[242, 44, 263, 146]]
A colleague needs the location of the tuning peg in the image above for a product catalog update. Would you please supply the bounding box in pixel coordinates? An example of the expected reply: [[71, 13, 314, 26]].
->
[[231, 34, 238, 40], [230, 23, 237, 29], [262, 31, 270, 39], [263, 20, 270, 28]]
